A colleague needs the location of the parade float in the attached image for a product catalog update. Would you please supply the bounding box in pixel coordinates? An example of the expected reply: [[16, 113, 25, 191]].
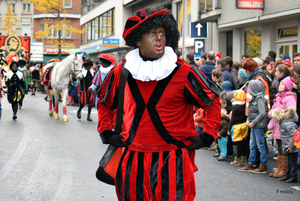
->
[[0, 3, 30, 70]]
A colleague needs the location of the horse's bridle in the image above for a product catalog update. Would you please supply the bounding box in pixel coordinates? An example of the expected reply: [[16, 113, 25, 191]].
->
[[72, 59, 82, 75]]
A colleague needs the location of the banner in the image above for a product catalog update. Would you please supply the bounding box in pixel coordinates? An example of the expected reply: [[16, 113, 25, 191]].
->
[[236, 0, 264, 9]]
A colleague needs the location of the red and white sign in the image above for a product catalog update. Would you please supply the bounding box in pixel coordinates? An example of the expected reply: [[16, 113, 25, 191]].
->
[[237, 0, 264, 9], [43, 49, 69, 54]]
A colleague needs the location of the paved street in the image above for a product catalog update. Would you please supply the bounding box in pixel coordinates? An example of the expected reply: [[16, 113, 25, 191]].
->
[[1, 92, 300, 201]]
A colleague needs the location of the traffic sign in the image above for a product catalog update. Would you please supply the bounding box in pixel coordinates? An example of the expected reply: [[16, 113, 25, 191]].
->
[[191, 22, 207, 38], [194, 39, 205, 55]]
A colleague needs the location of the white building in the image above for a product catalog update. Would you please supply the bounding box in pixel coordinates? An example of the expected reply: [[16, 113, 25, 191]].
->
[[80, 0, 300, 63]]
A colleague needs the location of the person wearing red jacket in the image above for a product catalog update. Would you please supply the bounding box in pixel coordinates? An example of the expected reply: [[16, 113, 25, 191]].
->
[[97, 8, 221, 201]]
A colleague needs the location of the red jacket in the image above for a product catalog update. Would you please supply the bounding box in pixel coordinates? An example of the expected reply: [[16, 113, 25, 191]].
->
[[97, 59, 221, 152]]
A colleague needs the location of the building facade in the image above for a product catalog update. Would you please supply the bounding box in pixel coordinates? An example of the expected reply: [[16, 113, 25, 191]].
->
[[204, 0, 300, 62], [0, 1, 34, 37], [33, 0, 82, 62], [80, 0, 300, 63]]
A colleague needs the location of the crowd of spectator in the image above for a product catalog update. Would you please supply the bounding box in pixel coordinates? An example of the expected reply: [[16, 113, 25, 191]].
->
[[188, 51, 300, 183]]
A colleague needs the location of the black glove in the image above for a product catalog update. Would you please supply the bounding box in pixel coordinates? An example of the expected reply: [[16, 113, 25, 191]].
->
[[186, 132, 215, 149], [100, 130, 127, 147]]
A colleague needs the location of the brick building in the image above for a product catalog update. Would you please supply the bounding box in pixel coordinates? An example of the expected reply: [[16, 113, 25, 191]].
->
[[33, 0, 82, 62]]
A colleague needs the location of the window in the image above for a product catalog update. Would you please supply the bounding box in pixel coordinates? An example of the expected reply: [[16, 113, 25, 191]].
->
[[8, 3, 15, 13], [94, 17, 99, 40], [244, 30, 262, 58], [42, 24, 58, 38], [22, 24, 31, 36], [82, 8, 115, 44], [199, 0, 205, 12], [206, 0, 212, 10], [176, 2, 183, 37], [102, 12, 108, 38], [87, 22, 92, 42], [23, 3, 31, 13], [64, 25, 71, 38], [107, 10, 112, 36], [63, 0, 72, 8], [84, 23, 88, 43], [278, 27, 298, 38], [99, 15, 103, 39]]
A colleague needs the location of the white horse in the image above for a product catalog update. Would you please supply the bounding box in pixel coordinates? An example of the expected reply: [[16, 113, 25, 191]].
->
[[44, 54, 83, 121]]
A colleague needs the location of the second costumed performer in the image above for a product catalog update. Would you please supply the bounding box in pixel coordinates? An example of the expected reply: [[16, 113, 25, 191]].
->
[[77, 59, 95, 121], [97, 8, 221, 201]]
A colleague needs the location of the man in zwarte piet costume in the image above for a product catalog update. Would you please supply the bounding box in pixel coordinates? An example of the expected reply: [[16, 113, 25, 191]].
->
[[5, 61, 25, 120], [77, 59, 95, 121], [97, 7, 221, 201], [89, 53, 117, 109]]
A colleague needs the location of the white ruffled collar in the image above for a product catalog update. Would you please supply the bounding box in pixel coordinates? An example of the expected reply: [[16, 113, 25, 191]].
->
[[82, 68, 94, 77], [7, 71, 23, 80], [124, 46, 177, 81], [100, 65, 114, 74], [18, 66, 26, 71]]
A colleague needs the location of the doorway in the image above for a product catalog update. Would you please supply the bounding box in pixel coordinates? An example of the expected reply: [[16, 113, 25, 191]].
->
[[276, 42, 298, 63]]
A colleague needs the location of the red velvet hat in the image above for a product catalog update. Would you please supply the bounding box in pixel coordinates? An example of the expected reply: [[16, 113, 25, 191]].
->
[[98, 53, 117, 66], [122, 9, 168, 41]]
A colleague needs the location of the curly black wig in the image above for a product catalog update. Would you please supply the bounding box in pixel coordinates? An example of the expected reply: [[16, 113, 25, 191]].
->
[[18, 60, 26, 66], [10, 61, 19, 70], [124, 7, 179, 51]]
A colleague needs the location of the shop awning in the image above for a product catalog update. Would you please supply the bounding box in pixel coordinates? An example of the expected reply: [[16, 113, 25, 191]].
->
[[80, 44, 119, 55], [43, 54, 70, 62]]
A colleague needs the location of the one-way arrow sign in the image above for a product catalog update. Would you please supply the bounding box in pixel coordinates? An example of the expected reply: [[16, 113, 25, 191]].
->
[[191, 22, 207, 38], [195, 23, 203, 36]]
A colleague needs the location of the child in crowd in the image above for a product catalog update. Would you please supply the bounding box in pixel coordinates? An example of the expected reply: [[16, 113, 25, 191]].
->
[[194, 107, 204, 135], [215, 91, 230, 160], [211, 69, 224, 89], [228, 90, 249, 166], [268, 77, 297, 178], [217, 108, 230, 161], [67, 74, 78, 106], [237, 68, 249, 91], [238, 80, 269, 173], [269, 107, 299, 183]]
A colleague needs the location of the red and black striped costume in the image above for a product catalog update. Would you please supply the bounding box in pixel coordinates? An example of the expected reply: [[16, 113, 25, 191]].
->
[[79, 69, 95, 105], [97, 58, 221, 201]]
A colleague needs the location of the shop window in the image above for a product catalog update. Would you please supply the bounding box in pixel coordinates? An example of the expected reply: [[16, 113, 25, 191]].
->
[[244, 30, 261, 58], [23, 4, 31, 13], [278, 27, 298, 38]]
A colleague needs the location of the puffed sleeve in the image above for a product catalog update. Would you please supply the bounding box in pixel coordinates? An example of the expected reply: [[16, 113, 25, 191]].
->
[[184, 66, 221, 141], [96, 64, 121, 142]]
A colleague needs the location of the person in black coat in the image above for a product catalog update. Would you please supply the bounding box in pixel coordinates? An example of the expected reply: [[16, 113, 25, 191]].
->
[[5, 61, 25, 120]]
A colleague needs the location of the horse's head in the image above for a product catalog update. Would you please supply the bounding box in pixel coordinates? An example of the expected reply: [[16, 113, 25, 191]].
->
[[74, 53, 84, 79]]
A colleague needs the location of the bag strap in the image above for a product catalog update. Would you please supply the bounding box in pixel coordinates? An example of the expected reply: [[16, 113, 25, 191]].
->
[[114, 62, 129, 134]]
